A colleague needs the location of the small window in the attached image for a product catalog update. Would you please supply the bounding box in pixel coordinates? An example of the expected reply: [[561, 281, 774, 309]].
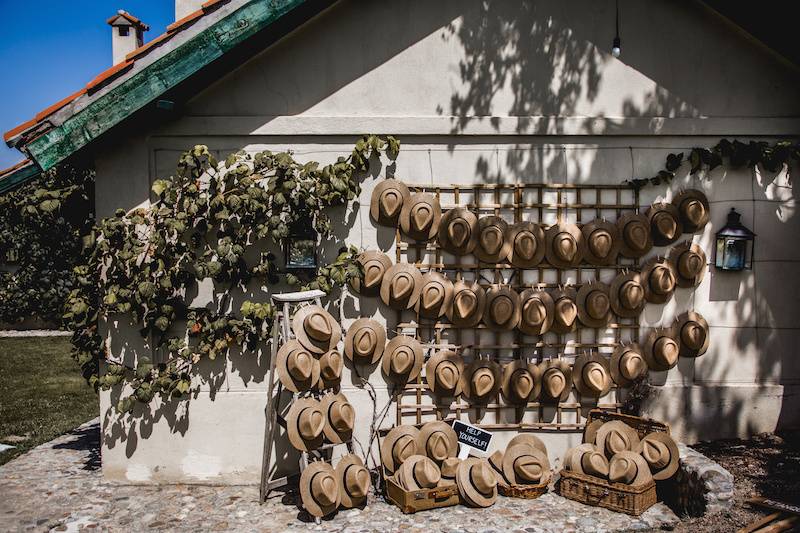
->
[[118, 26, 129, 37]]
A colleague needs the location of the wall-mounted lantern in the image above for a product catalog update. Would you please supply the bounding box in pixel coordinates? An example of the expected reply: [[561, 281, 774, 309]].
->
[[284, 219, 318, 273], [714, 208, 755, 271]]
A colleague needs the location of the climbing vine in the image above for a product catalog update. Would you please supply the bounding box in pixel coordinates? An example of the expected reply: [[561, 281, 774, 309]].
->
[[64, 135, 398, 412]]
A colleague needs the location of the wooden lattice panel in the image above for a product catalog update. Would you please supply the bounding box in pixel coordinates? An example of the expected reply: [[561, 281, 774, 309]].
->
[[391, 182, 640, 431]]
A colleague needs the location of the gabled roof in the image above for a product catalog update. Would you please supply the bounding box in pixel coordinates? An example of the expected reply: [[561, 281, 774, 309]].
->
[[3, 0, 333, 191], [106, 10, 150, 31]]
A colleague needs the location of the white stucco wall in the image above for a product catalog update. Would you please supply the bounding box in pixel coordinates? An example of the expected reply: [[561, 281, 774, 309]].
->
[[94, 0, 800, 484]]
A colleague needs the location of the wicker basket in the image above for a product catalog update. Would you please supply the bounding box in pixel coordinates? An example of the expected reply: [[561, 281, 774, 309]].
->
[[558, 469, 657, 515], [583, 409, 670, 442], [499, 481, 548, 499]]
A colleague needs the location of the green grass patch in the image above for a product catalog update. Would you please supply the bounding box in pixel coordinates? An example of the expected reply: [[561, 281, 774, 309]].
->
[[0, 336, 98, 465]]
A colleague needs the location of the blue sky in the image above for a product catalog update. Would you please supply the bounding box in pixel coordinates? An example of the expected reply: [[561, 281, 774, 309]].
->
[[0, 1, 174, 169]]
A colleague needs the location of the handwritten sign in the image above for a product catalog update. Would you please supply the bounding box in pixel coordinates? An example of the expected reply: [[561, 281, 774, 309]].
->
[[451, 420, 493, 458]]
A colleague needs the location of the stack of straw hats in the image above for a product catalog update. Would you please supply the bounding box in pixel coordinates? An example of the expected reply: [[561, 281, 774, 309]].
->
[[299, 453, 372, 518], [488, 435, 551, 492]]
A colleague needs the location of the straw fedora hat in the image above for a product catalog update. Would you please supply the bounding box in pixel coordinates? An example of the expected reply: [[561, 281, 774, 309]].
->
[[596, 420, 641, 458], [583, 419, 604, 445], [456, 458, 498, 507], [565, 443, 609, 478], [400, 192, 442, 241], [501, 360, 541, 406], [439, 456, 461, 487], [582, 219, 621, 266], [438, 207, 479, 255], [335, 454, 370, 509], [460, 359, 503, 404], [668, 241, 707, 288], [344, 318, 385, 364], [647, 202, 683, 246], [576, 281, 612, 328], [349, 250, 392, 295], [608, 451, 653, 486], [610, 343, 648, 387], [474, 216, 512, 263], [501, 444, 551, 485], [641, 257, 677, 304], [380, 263, 423, 310], [292, 305, 341, 355], [287, 397, 326, 451], [545, 222, 585, 268], [381, 425, 419, 474], [396, 454, 441, 491], [538, 359, 572, 402], [277, 340, 320, 393], [299, 461, 340, 517], [617, 213, 653, 259], [673, 189, 710, 233], [425, 350, 464, 397], [417, 421, 459, 463], [572, 352, 612, 398], [446, 279, 486, 328], [643, 327, 680, 371], [517, 289, 554, 336], [319, 392, 355, 444], [415, 271, 454, 319], [673, 311, 709, 358], [483, 285, 521, 331], [609, 271, 646, 318], [549, 287, 579, 334], [506, 221, 546, 268], [382, 335, 424, 384], [318, 349, 344, 390], [508, 433, 547, 454], [637, 432, 680, 481], [488, 450, 509, 488], [370, 178, 410, 226]]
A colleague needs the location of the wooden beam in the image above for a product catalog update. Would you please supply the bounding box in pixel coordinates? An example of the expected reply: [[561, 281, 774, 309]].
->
[[0, 162, 41, 194]]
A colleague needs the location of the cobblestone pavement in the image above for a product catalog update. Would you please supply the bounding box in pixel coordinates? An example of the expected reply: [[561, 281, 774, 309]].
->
[[0, 420, 680, 532]]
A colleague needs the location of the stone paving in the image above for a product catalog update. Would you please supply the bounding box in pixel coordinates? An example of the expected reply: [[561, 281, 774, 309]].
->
[[0, 420, 681, 532]]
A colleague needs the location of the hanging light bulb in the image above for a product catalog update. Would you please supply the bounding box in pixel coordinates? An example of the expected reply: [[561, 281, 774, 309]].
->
[[611, 0, 621, 57]]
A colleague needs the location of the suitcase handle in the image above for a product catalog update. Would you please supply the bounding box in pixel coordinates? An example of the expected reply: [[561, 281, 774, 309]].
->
[[429, 489, 450, 500]]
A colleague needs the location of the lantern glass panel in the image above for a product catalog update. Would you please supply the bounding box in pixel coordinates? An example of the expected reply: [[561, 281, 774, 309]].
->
[[716, 237, 748, 271], [286, 238, 317, 269]]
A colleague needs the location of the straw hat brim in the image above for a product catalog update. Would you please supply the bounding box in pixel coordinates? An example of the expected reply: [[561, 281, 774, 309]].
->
[[474, 216, 512, 263], [517, 289, 554, 336], [414, 272, 454, 319], [416, 421, 459, 462], [506, 221, 546, 268], [610, 343, 648, 387], [287, 397, 324, 452], [637, 432, 680, 481], [300, 461, 340, 518], [572, 352, 612, 398], [380, 263, 424, 310], [673, 189, 710, 233], [668, 241, 707, 288], [507, 434, 547, 454], [673, 311, 710, 357], [617, 213, 654, 259], [500, 360, 541, 405], [438, 207, 479, 255], [538, 359, 573, 402], [488, 451, 510, 488], [344, 318, 386, 364], [397, 454, 440, 490], [640, 257, 678, 305], [610, 271, 646, 318], [446, 280, 487, 327], [583, 420, 604, 445], [576, 282, 612, 328], [501, 444, 551, 485], [643, 328, 680, 371], [425, 350, 465, 397], [460, 359, 503, 404], [400, 192, 442, 241], [609, 450, 654, 487], [319, 392, 353, 444], [381, 335, 424, 384], [335, 454, 369, 509], [581, 219, 622, 266], [549, 287, 579, 335], [276, 339, 320, 393], [380, 425, 420, 474], [292, 305, 341, 355], [596, 421, 641, 457], [370, 179, 410, 226], [545, 222, 585, 268], [349, 250, 392, 294], [482, 285, 521, 331], [647, 203, 683, 246], [456, 458, 498, 507]]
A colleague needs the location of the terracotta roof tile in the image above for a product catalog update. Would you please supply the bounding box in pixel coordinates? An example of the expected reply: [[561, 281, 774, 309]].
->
[[125, 32, 173, 62], [0, 159, 33, 180], [85, 60, 134, 93], [202, 0, 226, 10], [3, 119, 37, 142], [34, 88, 87, 122], [167, 9, 204, 33]]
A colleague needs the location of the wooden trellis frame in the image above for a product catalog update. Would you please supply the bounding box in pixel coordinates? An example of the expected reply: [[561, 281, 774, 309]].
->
[[392, 182, 640, 432]]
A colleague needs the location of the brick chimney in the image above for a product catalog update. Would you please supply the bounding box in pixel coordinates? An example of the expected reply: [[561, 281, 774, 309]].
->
[[106, 10, 149, 64], [175, 0, 205, 21]]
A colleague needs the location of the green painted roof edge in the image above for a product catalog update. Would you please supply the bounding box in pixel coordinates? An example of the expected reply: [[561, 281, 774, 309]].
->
[[0, 162, 42, 194], [25, 0, 309, 172]]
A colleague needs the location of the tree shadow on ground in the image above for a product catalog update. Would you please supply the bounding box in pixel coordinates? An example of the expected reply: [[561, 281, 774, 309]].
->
[[52, 422, 101, 471]]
